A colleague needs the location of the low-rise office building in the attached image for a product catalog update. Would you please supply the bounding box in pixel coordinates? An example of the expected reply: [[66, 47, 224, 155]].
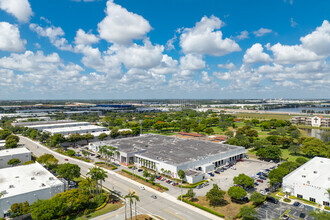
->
[[89, 134, 245, 183], [26, 121, 91, 131], [0, 148, 31, 168], [0, 162, 65, 217], [282, 157, 330, 206], [291, 116, 330, 127]]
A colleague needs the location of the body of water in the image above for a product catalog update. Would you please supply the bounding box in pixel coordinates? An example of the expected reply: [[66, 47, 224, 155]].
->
[[266, 107, 330, 113], [301, 128, 323, 140]]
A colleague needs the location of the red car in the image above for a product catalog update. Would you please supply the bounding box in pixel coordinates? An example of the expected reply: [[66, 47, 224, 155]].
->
[[64, 159, 68, 161], [256, 179, 263, 183]]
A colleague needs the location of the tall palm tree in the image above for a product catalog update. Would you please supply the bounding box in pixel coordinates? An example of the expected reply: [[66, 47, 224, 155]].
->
[[87, 167, 97, 202], [97, 167, 108, 201], [124, 191, 139, 220]]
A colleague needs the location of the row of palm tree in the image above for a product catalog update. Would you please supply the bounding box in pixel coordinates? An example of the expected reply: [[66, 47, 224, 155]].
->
[[86, 166, 108, 202], [139, 158, 156, 170], [98, 145, 120, 163]]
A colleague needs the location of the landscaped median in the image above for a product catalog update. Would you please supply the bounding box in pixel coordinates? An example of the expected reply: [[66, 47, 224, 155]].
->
[[179, 180, 209, 188], [95, 162, 118, 170], [177, 196, 225, 218], [120, 169, 168, 192]]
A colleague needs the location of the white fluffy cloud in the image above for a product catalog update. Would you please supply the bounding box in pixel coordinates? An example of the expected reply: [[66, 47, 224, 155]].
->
[[253, 28, 272, 37], [180, 16, 241, 56], [243, 43, 272, 63], [0, 0, 33, 23], [236, 30, 249, 40], [98, 0, 151, 45], [29, 23, 73, 51], [300, 20, 330, 56], [270, 43, 322, 64], [74, 29, 99, 45], [0, 22, 26, 52], [180, 54, 205, 71]]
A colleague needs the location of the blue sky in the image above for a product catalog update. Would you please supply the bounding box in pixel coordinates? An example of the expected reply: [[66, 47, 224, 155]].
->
[[0, 0, 329, 99]]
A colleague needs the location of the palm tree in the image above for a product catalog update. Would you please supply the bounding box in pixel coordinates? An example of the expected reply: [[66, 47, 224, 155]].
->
[[87, 167, 97, 202], [0, 192, 4, 198], [124, 191, 139, 220], [97, 168, 108, 201], [178, 169, 186, 202]]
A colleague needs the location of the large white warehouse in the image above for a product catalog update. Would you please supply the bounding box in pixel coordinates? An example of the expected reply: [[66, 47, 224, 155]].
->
[[26, 121, 91, 131], [90, 134, 245, 183], [0, 162, 65, 218], [282, 157, 330, 207], [44, 125, 108, 135], [0, 148, 31, 168]]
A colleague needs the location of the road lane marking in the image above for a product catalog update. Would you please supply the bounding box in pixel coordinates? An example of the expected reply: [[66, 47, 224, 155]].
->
[[164, 209, 185, 220]]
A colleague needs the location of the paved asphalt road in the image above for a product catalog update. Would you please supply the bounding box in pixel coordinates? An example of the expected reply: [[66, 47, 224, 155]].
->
[[19, 136, 219, 220]]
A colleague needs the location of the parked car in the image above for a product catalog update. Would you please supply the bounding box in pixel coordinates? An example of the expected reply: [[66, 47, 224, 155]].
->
[[96, 155, 101, 158], [256, 172, 262, 176], [138, 169, 143, 172], [266, 196, 279, 204], [140, 186, 145, 190], [254, 182, 259, 186], [293, 201, 301, 206], [196, 185, 203, 189], [259, 176, 266, 180], [299, 213, 306, 219], [64, 158, 68, 161], [256, 179, 263, 183], [265, 188, 270, 192], [231, 167, 236, 170], [263, 173, 269, 177], [282, 214, 289, 220], [151, 195, 157, 199], [208, 172, 214, 177], [214, 170, 220, 174]]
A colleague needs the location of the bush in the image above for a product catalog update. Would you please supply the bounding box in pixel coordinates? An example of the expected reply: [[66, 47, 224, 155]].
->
[[179, 197, 225, 218], [289, 195, 296, 199], [278, 192, 285, 196], [325, 206, 330, 211], [122, 169, 168, 191], [283, 198, 291, 203], [180, 180, 208, 188], [296, 197, 317, 205]]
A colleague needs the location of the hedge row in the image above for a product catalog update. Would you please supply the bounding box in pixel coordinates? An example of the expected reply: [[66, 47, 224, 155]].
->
[[180, 180, 209, 188], [177, 196, 225, 218], [122, 169, 168, 191], [296, 197, 318, 205], [95, 162, 118, 170]]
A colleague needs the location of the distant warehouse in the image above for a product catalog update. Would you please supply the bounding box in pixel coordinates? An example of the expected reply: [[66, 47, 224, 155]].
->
[[282, 157, 330, 206], [89, 134, 245, 183], [44, 125, 108, 135], [26, 121, 91, 131]]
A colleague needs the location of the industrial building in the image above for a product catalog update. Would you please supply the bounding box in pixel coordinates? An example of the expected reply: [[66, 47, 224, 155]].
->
[[290, 116, 330, 127], [12, 119, 75, 127], [26, 121, 91, 131], [0, 148, 31, 168], [282, 157, 330, 206], [89, 134, 245, 183], [44, 125, 108, 135], [0, 162, 65, 217]]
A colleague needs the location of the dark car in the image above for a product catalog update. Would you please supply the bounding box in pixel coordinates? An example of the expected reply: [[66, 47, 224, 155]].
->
[[293, 201, 301, 206], [214, 170, 220, 174], [282, 214, 289, 220], [138, 169, 143, 172], [263, 173, 269, 177], [256, 179, 263, 183], [299, 213, 306, 219], [259, 176, 266, 180], [254, 182, 259, 186], [266, 196, 279, 204], [257, 172, 262, 176]]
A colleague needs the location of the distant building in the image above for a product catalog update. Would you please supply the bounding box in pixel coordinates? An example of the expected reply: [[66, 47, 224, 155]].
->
[[290, 116, 330, 127], [89, 134, 245, 183], [44, 125, 108, 136], [282, 157, 330, 206], [0, 162, 65, 218], [0, 148, 31, 168]]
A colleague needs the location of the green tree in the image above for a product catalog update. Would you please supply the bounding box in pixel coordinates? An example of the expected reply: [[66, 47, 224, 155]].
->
[[5, 138, 18, 148], [178, 169, 186, 201], [288, 144, 301, 155], [143, 169, 150, 182], [250, 191, 265, 205], [260, 121, 270, 130], [67, 149, 76, 157], [290, 130, 301, 139], [245, 129, 258, 137], [301, 137, 328, 157], [256, 145, 281, 160], [98, 133, 108, 141], [124, 191, 140, 220], [239, 205, 258, 220], [185, 189, 196, 201], [110, 127, 120, 138], [268, 167, 290, 185], [51, 134, 65, 147], [5, 134, 19, 142], [22, 160, 35, 165], [149, 174, 156, 184], [309, 209, 330, 220], [233, 174, 254, 188], [206, 184, 226, 206], [204, 127, 214, 135], [296, 157, 308, 165], [56, 163, 81, 181], [0, 129, 11, 140], [82, 133, 94, 145], [228, 186, 247, 200], [8, 158, 21, 166], [67, 133, 82, 147], [37, 154, 59, 169]]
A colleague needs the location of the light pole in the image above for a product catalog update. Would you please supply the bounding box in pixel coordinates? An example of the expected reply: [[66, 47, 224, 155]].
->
[[139, 120, 143, 136]]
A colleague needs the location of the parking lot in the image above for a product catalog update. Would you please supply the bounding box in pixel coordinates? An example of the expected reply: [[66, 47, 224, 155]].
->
[[194, 158, 276, 196], [257, 201, 314, 220]]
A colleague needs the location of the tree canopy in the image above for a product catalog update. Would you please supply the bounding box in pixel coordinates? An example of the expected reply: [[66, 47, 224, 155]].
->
[[228, 186, 247, 200], [233, 173, 254, 188], [56, 163, 81, 181], [206, 184, 226, 206]]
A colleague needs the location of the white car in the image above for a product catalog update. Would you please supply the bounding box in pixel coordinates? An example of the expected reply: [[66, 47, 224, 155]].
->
[[140, 186, 145, 190], [231, 167, 236, 170]]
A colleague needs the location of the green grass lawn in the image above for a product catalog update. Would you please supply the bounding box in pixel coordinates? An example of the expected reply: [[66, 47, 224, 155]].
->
[[281, 149, 310, 163], [234, 113, 294, 120], [74, 202, 123, 220]]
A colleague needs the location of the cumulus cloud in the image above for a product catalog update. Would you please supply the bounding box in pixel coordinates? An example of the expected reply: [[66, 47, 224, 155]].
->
[[0, 22, 26, 52], [243, 43, 272, 63], [0, 0, 33, 23], [74, 29, 99, 45], [300, 20, 330, 56], [235, 30, 249, 40], [180, 54, 205, 71], [179, 15, 241, 56], [29, 23, 73, 51], [253, 28, 272, 37], [218, 63, 236, 69], [98, 0, 151, 45]]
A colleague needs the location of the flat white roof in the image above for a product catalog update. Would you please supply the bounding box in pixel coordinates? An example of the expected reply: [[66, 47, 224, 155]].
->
[[27, 121, 91, 129], [0, 147, 31, 157], [44, 125, 107, 133], [283, 157, 330, 189], [0, 162, 63, 198], [0, 140, 5, 143]]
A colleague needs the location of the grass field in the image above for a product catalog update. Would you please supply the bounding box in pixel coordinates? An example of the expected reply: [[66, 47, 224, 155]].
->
[[194, 193, 253, 219], [234, 113, 294, 120], [74, 202, 123, 220]]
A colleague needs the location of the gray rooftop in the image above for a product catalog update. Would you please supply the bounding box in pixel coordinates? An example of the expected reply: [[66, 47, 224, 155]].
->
[[98, 134, 244, 166]]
